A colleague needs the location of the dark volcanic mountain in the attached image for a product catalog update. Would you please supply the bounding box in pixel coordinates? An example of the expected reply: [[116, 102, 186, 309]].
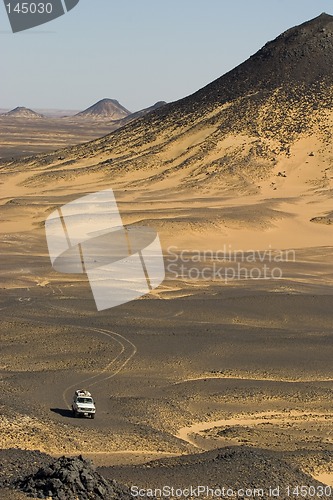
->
[[17, 13, 333, 180], [2, 107, 44, 119], [2, 13, 333, 245], [75, 98, 131, 120], [184, 12, 333, 108]]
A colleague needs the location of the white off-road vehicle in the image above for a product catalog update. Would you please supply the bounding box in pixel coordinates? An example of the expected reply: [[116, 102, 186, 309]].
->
[[72, 390, 96, 419]]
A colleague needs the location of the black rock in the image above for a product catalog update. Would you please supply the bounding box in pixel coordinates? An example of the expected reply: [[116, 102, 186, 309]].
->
[[14, 455, 149, 500]]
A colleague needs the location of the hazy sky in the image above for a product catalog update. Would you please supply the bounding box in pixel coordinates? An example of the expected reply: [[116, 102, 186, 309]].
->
[[2, 0, 333, 111]]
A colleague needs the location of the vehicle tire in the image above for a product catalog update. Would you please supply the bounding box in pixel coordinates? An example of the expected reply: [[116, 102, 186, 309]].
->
[[91, 414, 95, 419]]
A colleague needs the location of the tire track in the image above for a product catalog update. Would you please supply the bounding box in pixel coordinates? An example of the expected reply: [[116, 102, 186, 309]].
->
[[62, 327, 137, 409], [176, 411, 333, 450], [13, 303, 137, 410]]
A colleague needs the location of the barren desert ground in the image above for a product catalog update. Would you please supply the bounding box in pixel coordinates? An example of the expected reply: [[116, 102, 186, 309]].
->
[[0, 116, 119, 159]]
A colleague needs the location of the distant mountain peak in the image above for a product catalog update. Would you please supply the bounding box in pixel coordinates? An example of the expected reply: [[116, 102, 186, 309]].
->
[[75, 99, 131, 119], [99, 98, 120, 105], [3, 106, 44, 118], [111, 100, 167, 126]]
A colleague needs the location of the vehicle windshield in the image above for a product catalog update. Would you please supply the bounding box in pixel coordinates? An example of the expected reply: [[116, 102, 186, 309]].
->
[[77, 397, 93, 404]]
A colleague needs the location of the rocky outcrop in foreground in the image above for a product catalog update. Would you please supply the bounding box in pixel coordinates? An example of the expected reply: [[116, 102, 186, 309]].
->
[[14, 455, 138, 500]]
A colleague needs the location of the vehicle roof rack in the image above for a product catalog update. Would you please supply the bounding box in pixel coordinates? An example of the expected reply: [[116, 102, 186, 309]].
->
[[75, 389, 92, 397]]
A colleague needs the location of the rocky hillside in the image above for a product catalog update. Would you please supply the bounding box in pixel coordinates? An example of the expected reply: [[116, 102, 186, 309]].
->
[[8, 14, 333, 189]]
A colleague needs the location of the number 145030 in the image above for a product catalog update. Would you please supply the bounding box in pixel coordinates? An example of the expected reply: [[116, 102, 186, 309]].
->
[[6, 3, 53, 14]]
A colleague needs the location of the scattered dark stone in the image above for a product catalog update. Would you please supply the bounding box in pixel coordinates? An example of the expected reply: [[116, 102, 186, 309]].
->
[[310, 216, 333, 225]]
